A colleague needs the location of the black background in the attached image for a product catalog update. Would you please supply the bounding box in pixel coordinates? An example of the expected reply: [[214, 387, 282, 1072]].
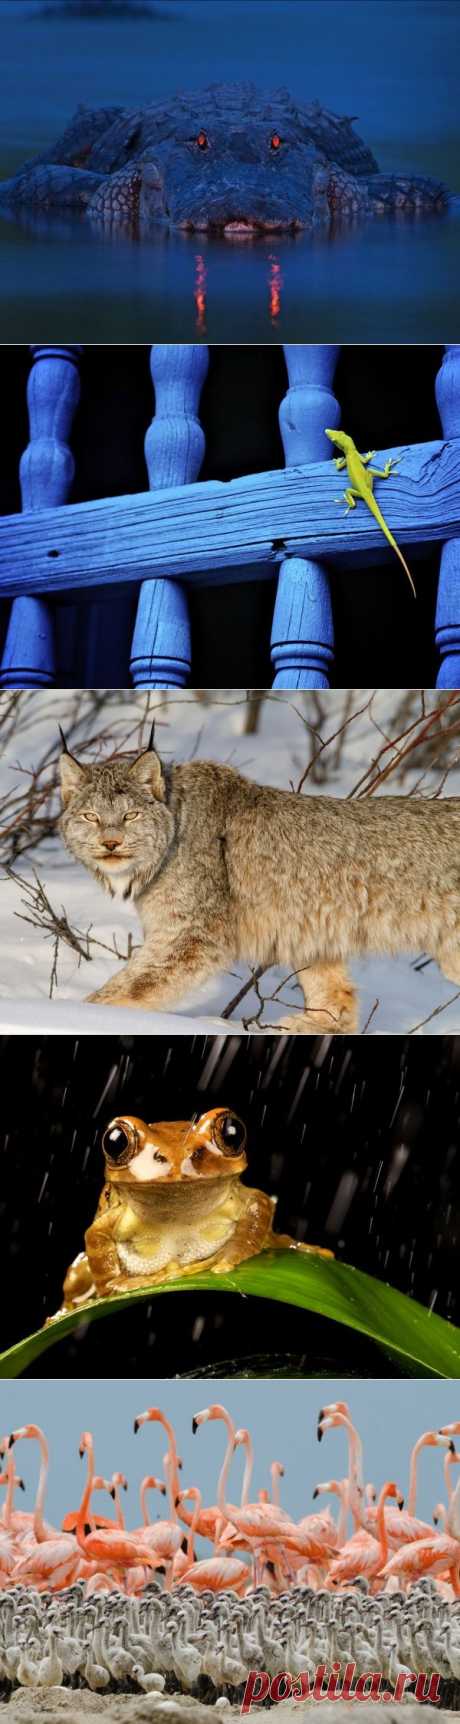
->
[[1, 1031, 458, 1376], [0, 344, 442, 688]]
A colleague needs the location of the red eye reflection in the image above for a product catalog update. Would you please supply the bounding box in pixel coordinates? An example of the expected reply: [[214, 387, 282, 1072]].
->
[[270, 133, 282, 150], [196, 130, 209, 150]]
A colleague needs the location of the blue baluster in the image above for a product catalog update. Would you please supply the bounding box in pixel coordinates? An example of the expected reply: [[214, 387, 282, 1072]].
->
[[0, 345, 83, 688], [271, 344, 340, 689], [435, 345, 460, 688], [130, 344, 209, 688]]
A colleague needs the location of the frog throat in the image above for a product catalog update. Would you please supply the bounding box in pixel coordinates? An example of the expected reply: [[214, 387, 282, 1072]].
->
[[112, 1176, 239, 1223]]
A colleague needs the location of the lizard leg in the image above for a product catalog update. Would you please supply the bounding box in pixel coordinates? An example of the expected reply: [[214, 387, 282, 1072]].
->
[[334, 487, 360, 509], [368, 457, 399, 479], [343, 486, 360, 513], [360, 450, 376, 463], [333, 456, 347, 471]]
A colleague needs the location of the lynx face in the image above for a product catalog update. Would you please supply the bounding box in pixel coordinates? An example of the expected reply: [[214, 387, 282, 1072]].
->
[[59, 747, 175, 899]]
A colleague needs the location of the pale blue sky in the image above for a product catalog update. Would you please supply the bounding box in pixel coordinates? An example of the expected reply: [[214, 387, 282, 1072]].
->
[[3, 1379, 459, 1534]]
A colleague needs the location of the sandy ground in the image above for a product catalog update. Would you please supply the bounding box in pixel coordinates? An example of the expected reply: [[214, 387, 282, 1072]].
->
[[1, 1699, 454, 1723]]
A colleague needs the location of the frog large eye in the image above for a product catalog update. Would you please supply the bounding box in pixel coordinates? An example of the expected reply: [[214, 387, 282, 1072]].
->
[[102, 1120, 138, 1165], [215, 1113, 247, 1157]]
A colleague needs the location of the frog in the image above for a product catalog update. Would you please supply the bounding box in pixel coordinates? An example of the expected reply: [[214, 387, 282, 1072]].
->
[[48, 1107, 332, 1319]]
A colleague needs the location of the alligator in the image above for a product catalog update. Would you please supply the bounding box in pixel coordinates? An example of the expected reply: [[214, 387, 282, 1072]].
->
[[0, 82, 448, 235]]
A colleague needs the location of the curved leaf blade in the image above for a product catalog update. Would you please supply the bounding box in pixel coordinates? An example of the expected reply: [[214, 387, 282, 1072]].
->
[[1, 1251, 459, 1378]]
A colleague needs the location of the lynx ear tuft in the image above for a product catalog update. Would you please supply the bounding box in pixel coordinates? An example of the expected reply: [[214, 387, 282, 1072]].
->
[[128, 747, 165, 801], [59, 751, 88, 807]]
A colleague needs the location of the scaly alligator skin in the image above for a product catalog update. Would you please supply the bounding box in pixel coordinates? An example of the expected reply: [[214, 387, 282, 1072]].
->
[[0, 82, 448, 234]]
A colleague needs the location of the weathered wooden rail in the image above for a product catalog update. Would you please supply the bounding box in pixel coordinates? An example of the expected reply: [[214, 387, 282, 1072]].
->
[[0, 344, 458, 689]]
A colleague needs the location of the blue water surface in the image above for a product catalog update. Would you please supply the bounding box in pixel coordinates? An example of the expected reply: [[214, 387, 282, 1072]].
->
[[0, 0, 458, 340]]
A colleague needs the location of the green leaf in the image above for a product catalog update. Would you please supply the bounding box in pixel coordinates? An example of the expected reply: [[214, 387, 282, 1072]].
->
[[1, 1251, 459, 1378]]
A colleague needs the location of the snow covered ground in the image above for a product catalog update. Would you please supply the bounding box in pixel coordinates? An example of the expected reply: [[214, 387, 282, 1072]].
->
[[0, 687, 459, 1037]]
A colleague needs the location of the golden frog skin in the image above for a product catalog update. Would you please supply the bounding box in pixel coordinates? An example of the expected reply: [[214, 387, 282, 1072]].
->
[[49, 1107, 332, 1318]]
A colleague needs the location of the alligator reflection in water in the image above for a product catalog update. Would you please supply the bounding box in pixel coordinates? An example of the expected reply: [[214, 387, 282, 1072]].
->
[[194, 253, 207, 334], [194, 247, 283, 329], [0, 204, 457, 341], [268, 255, 283, 324]]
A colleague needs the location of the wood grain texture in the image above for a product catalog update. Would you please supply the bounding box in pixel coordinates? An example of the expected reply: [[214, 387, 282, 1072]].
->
[[435, 346, 460, 689], [130, 343, 209, 688], [0, 346, 83, 686], [273, 344, 339, 689], [0, 438, 456, 600]]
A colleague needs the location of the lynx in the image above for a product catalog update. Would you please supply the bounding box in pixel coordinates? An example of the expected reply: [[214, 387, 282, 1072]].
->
[[59, 729, 460, 1033]]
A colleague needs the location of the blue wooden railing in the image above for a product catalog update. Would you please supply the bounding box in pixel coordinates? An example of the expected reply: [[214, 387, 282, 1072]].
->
[[0, 344, 458, 691]]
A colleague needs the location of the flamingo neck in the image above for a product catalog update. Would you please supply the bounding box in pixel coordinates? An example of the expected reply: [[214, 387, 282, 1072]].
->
[[3, 1455, 16, 1532], [187, 1489, 202, 1562], [216, 1411, 237, 1520], [240, 1436, 254, 1506], [113, 1486, 125, 1530], [407, 1434, 427, 1517], [376, 1486, 393, 1566], [337, 1416, 365, 1530], [140, 1480, 151, 1526], [75, 1441, 95, 1554], [33, 1428, 50, 1544], [336, 1481, 349, 1546], [149, 1416, 178, 1519]]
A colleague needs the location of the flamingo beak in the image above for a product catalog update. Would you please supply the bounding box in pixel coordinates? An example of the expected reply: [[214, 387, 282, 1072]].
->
[[110, 1488, 116, 1500], [192, 1419, 198, 1434], [133, 1420, 140, 1434], [312, 1487, 319, 1498], [7, 1434, 15, 1449], [18, 1479, 25, 1492]]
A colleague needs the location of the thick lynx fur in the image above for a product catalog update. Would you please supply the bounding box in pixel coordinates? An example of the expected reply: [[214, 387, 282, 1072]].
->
[[59, 740, 460, 1033]]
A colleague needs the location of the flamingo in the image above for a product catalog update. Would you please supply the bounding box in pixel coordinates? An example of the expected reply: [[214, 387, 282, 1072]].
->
[[193, 1404, 327, 1587], [319, 1406, 439, 1547], [74, 1432, 163, 1580], [7, 1424, 57, 1545], [133, 1411, 189, 1579], [62, 1474, 123, 1535], [327, 1481, 404, 1589], [312, 1479, 349, 1548], [173, 1487, 249, 1595], [0, 1449, 27, 1543], [379, 1526, 460, 1595]]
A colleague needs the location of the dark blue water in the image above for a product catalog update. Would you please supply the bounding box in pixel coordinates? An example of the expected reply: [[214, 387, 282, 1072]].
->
[[0, 0, 459, 339]]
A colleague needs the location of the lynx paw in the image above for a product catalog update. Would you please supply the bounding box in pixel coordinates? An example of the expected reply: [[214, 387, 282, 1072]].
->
[[277, 988, 359, 1036]]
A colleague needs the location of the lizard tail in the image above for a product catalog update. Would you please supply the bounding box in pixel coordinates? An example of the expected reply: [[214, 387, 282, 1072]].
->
[[390, 536, 416, 598], [371, 496, 416, 597]]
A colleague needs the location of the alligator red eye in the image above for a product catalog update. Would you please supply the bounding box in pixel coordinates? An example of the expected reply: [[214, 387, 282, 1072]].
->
[[270, 133, 282, 150], [196, 131, 209, 150]]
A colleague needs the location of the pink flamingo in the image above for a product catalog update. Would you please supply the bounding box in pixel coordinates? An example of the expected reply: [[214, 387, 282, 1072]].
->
[[312, 1479, 349, 1548], [407, 1429, 452, 1516], [7, 1424, 57, 1546], [379, 1526, 460, 1594], [62, 1473, 126, 1535], [74, 1433, 163, 1580], [319, 1406, 436, 1548], [327, 1481, 404, 1589], [138, 1474, 167, 1528], [133, 1411, 189, 1578], [0, 1447, 27, 1544], [193, 1404, 320, 1585], [174, 1487, 249, 1595]]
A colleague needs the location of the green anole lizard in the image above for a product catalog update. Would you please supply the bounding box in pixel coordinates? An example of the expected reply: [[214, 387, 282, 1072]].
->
[[324, 429, 415, 596]]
